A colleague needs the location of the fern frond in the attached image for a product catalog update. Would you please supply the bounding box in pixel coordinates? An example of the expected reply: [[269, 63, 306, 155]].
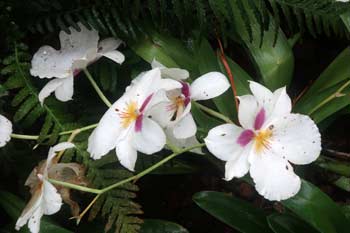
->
[[21, 0, 350, 45], [1, 44, 70, 144]]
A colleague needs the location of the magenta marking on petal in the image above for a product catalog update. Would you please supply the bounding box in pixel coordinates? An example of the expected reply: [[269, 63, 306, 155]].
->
[[135, 114, 143, 132], [181, 82, 190, 98], [237, 129, 254, 147], [139, 94, 154, 113], [73, 69, 81, 76], [254, 108, 265, 130], [184, 97, 191, 106]]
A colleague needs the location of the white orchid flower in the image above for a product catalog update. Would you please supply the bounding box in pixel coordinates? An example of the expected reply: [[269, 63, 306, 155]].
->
[[16, 142, 75, 233], [0, 115, 12, 147], [30, 22, 125, 104], [151, 59, 189, 80], [150, 67, 230, 139], [87, 68, 181, 171], [205, 81, 321, 201]]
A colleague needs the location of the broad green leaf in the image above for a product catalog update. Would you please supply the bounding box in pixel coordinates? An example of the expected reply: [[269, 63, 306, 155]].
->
[[334, 177, 350, 192], [295, 48, 350, 105], [228, 0, 294, 90], [317, 156, 350, 177], [148, 31, 197, 72], [295, 48, 350, 123], [131, 38, 179, 68], [140, 219, 189, 233], [267, 214, 319, 233], [282, 180, 350, 233], [0, 191, 73, 233], [193, 191, 272, 233], [340, 12, 350, 33]]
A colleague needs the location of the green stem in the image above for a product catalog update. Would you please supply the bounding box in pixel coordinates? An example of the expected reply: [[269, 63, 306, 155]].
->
[[59, 123, 98, 135], [48, 179, 101, 194], [49, 143, 206, 194], [11, 134, 39, 140], [83, 68, 112, 108], [194, 102, 233, 124], [166, 140, 181, 153], [10, 123, 98, 141], [308, 80, 350, 115]]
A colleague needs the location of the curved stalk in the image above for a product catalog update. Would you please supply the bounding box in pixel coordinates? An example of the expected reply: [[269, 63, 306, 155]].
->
[[194, 102, 233, 124], [83, 68, 112, 107], [49, 143, 206, 195], [10, 123, 98, 141]]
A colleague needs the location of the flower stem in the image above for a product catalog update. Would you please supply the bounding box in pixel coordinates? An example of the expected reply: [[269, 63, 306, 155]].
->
[[194, 102, 233, 124], [308, 80, 350, 115], [48, 143, 206, 195], [217, 38, 239, 112], [48, 179, 101, 194], [11, 134, 39, 140], [10, 123, 98, 141], [83, 68, 112, 108]]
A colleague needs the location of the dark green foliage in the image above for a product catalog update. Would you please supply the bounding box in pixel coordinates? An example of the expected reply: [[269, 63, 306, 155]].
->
[[15, 0, 350, 44], [1, 44, 70, 144]]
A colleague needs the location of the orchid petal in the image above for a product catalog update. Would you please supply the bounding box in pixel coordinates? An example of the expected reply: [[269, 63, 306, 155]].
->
[[27, 207, 43, 233], [116, 136, 138, 171], [151, 59, 189, 80], [205, 123, 245, 161], [47, 142, 75, 165], [98, 38, 123, 53], [190, 72, 230, 101], [0, 115, 12, 147], [132, 118, 166, 154], [237, 95, 259, 129], [42, 180, 62, 215], [16, 189, 43, 233], [165, 127, 203, 154], [88, 101, 124, 159], [54, 76, 74, 102], [269, 86, 292, 121], [59, 22, 99, 59], [225, 149, 250, 181], [173, 113, 197, 139], [270, 114, 321, 165], [38, 79, 64, 104], [250, 152, 301, 201], [101, 50, 125, 64], [30, 46, 73, 79]]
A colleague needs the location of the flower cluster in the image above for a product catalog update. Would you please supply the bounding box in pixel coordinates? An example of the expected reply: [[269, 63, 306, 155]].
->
[[1, 23, 322, 233], [87, 63, 230, 170]]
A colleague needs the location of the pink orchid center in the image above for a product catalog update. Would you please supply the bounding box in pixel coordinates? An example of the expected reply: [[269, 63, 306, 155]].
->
[[237, 127, 273, 154], [117, 94, 154, 132], [166, 82, 191, 120], [236, 107, 274, 152]]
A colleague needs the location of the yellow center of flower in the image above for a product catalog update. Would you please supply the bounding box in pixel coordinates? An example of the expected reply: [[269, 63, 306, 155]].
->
[[119, 101, 139, 128], [254, 129, 273, 153], [170, 96, 185, 120]]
